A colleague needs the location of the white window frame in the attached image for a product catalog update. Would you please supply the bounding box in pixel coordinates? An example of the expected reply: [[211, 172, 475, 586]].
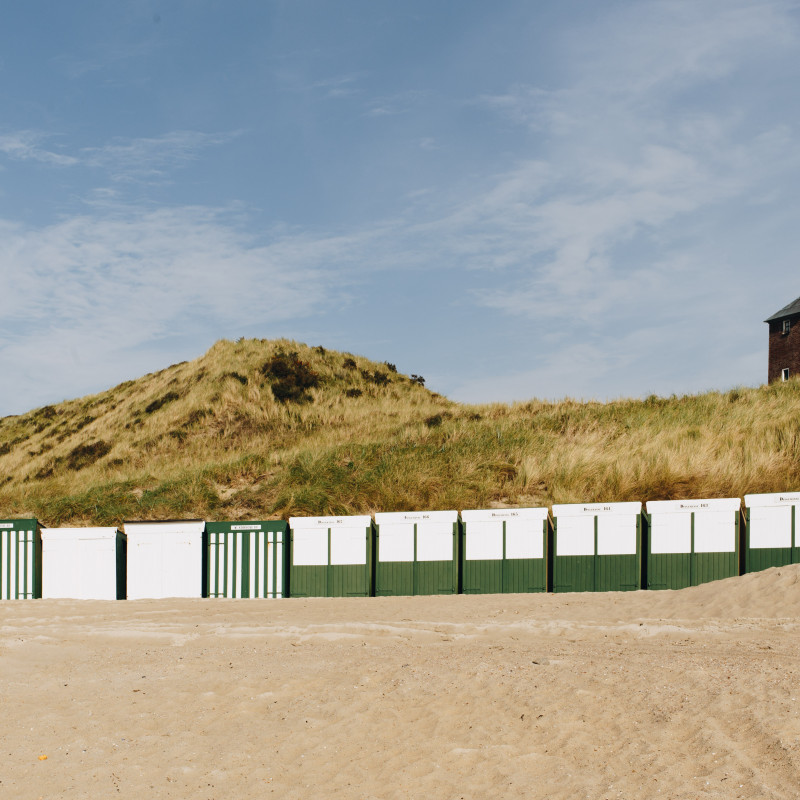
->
[[782, 368, 790, 381]]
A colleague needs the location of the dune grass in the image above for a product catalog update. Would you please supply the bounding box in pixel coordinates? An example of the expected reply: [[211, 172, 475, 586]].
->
[[0, 338, 798, 525]]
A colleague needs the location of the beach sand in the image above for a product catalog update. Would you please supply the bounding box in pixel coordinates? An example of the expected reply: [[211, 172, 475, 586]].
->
[[3, 566, 800, 799]]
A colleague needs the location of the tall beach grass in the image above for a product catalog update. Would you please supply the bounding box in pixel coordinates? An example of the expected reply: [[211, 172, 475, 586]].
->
[[0, 339, 797, 525]]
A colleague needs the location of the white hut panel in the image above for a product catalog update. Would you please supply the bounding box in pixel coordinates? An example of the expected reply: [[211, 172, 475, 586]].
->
[[291, 529, 328, 566], [125, 521, 205, 600], [745, 493, 800, 549], [649, 513, 692, 554], [42, 527, 122, 600], [461, 508, 547, 561], [646, 499, 739, 554], [693, 511, 737, 553], [415, 521, 454, 562], [374, 511, 457, 563], [330, 526, 367, 565], [596, 515, 638, 555], [505, 517, 545, 559], [377, 523, 415, 562], [555, 515, 595, 556], [290, 516, 372, 566], [464, 520, 503, 561], [748, 506, 792, 549]]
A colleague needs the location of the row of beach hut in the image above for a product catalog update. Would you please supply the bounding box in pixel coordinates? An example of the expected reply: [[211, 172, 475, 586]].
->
[[1, 492, 798, 601]]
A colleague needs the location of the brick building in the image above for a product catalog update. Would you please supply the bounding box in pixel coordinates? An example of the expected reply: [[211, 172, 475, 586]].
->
[[766, 295, 800, 383]]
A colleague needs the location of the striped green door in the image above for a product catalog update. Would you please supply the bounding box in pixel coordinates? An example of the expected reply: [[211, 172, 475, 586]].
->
[[0, 520, 42, 599], [206, 521, 288, 598]]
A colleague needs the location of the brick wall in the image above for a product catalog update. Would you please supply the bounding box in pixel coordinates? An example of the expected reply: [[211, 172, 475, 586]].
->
[[768, 314, 800, 382]]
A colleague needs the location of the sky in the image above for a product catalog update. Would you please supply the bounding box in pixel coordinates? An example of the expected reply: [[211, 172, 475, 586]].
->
[[1, 0, 799, 415]]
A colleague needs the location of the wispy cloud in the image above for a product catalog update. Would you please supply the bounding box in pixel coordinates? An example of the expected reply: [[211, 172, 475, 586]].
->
[[310, 73, 364, 98], [82, 130, 242, 183], [459, 0, 800, 326], [2, 0, 798, 410], [0, 205, 363, 411], [0, 128, 240, 184], [366, 90, 428, 116], [274, 70, 365, 99], [0, 131, 78, 166]]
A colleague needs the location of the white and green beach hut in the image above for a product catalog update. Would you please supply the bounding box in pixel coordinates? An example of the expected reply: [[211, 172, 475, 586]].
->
[[373, 510, 460, 596], [460, 507, 548, 594], [644, 498, 741, 589], [551, 502, 642, 592], [288, 515, 374, 597], [206, 520, 288, 598], [0, 519, 42, 599], [743, 492, 800, 573]]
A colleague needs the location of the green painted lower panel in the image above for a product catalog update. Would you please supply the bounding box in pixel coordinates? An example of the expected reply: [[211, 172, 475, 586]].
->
[[694, 552, 738, 586], [462, 560, 503, 594], [289, 565, 328, 597], [415, 561, 457, 595], [462, 559, 546, 594], [596, 554, 640, 591], [744, 547, 794, 573], [375, 561, 414, 596], [553, 555, 595, 593], [554, 555, 639, 592], [329, 564, 370, 597], [289, 564, 370, 597], [647, 552, 738, 589], [647, 553, 693, 590], [375, 561, 456, 596], [503, 559, 546, 593]]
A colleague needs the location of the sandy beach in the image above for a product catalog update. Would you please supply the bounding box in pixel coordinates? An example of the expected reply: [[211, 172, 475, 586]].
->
[[3, 566, 800, 799]]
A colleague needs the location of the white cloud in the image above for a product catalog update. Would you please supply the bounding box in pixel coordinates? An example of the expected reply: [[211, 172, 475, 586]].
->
[[0, 206, 364, 413], [459, 0, 800, 327], [0, 128, 241, 185], [366, 90, 428, 116], [2, 0, 799, 410], [81, 130, 242, 183], [310, 73, 364, 98], [0, 131, 78, 166]]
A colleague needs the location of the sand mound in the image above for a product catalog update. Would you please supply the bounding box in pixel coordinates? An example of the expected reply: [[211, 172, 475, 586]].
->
[[3, 570, 800, 799], [642, 564, 800, 619]]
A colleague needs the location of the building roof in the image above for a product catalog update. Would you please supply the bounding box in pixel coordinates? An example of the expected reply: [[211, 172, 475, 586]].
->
[[765, 295, 800, 323]]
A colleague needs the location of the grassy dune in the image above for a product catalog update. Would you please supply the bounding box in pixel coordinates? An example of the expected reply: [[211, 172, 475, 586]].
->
[[0, 338, 798, 526]]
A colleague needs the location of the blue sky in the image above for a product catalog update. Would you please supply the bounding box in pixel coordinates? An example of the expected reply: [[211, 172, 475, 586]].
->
[[1, 0, 799, 415]]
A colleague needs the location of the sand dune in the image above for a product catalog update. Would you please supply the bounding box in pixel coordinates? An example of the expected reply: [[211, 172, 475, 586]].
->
[[3, 566, 800, 799]]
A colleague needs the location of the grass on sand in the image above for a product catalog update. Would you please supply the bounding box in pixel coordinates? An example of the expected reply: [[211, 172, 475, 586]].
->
[[0, 339, 798, 525]]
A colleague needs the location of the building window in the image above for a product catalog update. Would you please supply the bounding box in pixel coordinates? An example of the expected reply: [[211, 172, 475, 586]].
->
[[783, 319, 792, 335], [782, 368, 790, 381]]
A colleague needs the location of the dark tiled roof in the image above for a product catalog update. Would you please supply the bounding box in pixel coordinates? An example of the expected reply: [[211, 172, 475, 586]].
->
[[765, 295, 800, 322]]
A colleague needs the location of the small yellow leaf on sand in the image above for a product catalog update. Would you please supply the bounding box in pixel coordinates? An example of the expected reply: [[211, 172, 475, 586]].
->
[[38, 755, 47, 761]]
